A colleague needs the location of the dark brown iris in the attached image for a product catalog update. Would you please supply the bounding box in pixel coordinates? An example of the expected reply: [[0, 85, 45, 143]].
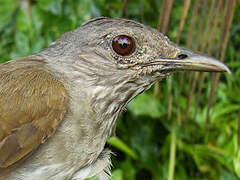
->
[[112, 35, 135, 56]]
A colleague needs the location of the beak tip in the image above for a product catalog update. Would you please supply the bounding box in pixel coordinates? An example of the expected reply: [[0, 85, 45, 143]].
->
[[218, 62, 231, 74], [226, 68, 232, 74]]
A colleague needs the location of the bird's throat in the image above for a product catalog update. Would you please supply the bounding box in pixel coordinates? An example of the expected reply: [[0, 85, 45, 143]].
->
[[91, 77, 154, 137]]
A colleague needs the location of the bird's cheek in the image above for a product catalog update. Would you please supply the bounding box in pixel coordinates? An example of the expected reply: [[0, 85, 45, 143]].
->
[[135, 66, 158, 78]]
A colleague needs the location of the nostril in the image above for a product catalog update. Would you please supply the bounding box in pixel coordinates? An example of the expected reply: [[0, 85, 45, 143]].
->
[[177, 54, 188, 59]]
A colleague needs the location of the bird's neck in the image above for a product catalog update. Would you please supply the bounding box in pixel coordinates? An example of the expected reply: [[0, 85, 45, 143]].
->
[[44, 53, 155, 137], [90, 74, 154, 137]]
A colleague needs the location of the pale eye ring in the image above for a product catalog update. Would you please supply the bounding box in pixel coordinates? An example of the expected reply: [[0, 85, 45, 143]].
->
[[112, 35, 135, 56]]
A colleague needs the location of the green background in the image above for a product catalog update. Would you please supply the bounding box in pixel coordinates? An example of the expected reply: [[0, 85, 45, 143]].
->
[[0, 0, 239, 179]]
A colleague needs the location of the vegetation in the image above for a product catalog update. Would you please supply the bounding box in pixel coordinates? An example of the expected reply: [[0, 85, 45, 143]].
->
[[0, 0, 239, 179]]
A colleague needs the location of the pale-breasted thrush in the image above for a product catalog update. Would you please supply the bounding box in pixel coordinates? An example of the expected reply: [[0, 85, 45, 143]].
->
[[0, 17, 229, 180]]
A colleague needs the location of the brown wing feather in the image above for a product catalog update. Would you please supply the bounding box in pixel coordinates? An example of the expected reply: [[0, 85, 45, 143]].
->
[[0, 58, 68, 168]]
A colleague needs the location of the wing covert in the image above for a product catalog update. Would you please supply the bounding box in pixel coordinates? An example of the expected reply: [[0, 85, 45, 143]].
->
[[0, 58, 69, 168]]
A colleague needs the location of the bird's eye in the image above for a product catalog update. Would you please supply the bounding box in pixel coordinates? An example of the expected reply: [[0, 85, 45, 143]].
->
[[112, 35, 135, 56]]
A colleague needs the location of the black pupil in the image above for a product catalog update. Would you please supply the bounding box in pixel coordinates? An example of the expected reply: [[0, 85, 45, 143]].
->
[[120, 42, 128, 49]]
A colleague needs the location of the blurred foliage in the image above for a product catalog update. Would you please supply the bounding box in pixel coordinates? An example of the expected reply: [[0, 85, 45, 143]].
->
[[0, 0, 239, 179]]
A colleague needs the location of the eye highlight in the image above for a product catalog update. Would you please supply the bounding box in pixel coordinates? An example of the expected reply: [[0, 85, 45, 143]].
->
[[112, 35, 135, 56]]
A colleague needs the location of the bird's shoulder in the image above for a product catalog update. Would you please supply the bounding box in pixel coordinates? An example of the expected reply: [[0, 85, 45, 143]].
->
[[0, 57, 69, 168]]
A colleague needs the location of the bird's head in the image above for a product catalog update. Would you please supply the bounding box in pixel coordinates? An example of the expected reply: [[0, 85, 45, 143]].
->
[[42, 17, 230, 84], [40, 17, 230, 136]]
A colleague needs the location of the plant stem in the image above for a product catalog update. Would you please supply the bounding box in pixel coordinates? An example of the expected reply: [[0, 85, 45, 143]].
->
[[168, 124, 176, 180]]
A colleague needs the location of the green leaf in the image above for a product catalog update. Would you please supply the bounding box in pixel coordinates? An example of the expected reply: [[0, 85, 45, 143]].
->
[[112, 169, 123, 180], [16, 10, 31, 32], [11, 31, 30, 58], [234, 150, 240, 178], [38, 0, 63, 15], [31, 6, 43, 34], [128, 93, 164, 118], [107, 137, 138, 160], [211, 103, 239, 122], [0, 0, 17, 29], [220, 169, 239, 180], [119, 158, 136, 180]]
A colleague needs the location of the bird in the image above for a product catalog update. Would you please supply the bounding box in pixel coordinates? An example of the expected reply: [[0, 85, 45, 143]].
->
[[0, 17, 230, 180]]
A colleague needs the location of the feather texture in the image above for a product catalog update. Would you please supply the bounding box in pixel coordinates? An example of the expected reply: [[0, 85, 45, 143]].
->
[[0, 58, 68, 168]]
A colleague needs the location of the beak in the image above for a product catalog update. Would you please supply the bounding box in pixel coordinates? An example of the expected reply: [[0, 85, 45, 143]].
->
[[154, 48, 231, 73]]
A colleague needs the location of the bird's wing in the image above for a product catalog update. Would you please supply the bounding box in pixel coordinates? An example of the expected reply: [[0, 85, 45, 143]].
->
[[0, 58, 69, 168]]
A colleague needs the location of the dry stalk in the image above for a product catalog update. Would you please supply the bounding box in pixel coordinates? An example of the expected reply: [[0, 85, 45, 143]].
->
[[195, 0, 216, 118], [206, 0, 236, 132]]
